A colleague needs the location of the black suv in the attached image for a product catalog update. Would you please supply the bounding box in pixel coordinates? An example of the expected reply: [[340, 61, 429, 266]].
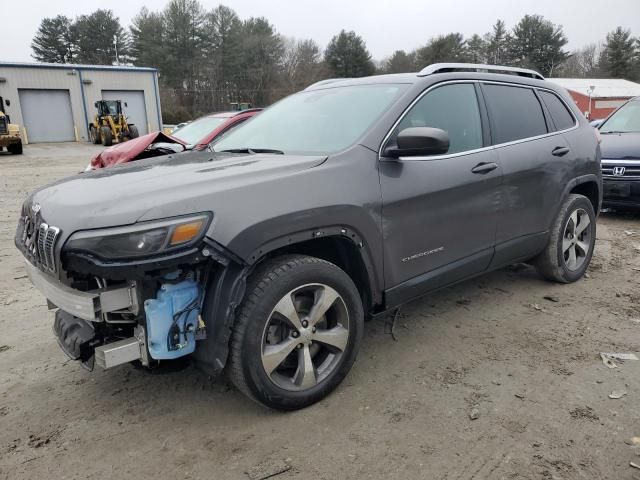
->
[[16, 64, 601, 410], [598, 97, 640, 209]]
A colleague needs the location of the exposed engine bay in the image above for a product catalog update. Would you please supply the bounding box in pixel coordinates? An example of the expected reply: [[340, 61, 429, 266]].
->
[[50, 268, 207, 371]]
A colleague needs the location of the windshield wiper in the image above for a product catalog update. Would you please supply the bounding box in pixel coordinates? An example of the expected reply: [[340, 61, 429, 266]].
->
[[218, 147, 284, 155], [600, 130, 633, 134]]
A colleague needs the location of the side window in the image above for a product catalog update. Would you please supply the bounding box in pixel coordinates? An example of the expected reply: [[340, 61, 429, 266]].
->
[[539, 90, 576, 131], [482, 84, 548, 144], [396, 83, 483, 155]]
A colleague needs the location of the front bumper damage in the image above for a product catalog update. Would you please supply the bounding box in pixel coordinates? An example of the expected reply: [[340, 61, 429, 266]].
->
[[25, 259, 138, 321], [20, 236, 248, 375]]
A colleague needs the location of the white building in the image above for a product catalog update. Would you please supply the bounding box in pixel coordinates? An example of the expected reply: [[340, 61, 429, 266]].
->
[[0, 62, 162, 143]]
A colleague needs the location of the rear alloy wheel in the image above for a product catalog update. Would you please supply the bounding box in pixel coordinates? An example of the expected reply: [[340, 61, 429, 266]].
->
[[228, 255, 363, 410], [534, 194, 596, 283]]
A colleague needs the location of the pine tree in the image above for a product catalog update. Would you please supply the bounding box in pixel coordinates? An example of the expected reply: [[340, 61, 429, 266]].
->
[[74, 10, 128, 65], [507, 15, 569, 76], [324, 30, 375, 78], [382, 50, 416, 73], [485, 20, 509, 65], [415, 33, 468, 68], [601, 27, 637, 79], [31, 15, 75, 63], [466, 34, 487, 64], [130, 8, 165, 68]]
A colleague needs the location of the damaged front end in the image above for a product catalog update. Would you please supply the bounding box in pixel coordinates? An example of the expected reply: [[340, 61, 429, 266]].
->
[[16, 205, 247, 374]]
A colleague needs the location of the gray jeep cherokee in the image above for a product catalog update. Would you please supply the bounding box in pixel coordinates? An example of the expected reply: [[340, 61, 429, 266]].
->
[[15, 63, 601, 410]]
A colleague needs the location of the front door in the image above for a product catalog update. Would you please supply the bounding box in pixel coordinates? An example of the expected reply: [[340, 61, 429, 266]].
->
[[380, 82, 502, 306]]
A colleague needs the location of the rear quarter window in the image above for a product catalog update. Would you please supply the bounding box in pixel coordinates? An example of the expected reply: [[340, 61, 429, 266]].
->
[[539, 90, 576, 131], [483, 84, 548, 144]]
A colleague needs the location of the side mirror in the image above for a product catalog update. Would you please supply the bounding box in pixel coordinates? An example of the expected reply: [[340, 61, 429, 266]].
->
[[590, 119, 603, 129], [94, 102, 98, 108], [124, 102, 128, 107], [383, 127, 450, 158], [5, 99, 10, 107]]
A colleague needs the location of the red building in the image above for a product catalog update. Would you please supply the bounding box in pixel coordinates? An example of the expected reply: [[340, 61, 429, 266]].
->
[[550, 78, 640, 120]]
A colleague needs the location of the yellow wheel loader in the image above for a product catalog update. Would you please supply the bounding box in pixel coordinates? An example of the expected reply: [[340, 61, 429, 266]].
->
[[0, 97, 22, 155], [89, 100, 139, 146]]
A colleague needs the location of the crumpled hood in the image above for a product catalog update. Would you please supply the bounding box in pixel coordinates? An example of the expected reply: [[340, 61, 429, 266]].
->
[[29, 150, 327, 237], [599, 132, 640, 160]]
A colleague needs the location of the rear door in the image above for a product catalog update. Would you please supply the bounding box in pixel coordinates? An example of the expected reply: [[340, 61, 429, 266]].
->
[[380, 82, 502, 305], [481, 83, 575, 266]]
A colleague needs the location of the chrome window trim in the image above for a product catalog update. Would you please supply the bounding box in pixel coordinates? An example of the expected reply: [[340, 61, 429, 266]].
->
[[378, 80, 579, 162]]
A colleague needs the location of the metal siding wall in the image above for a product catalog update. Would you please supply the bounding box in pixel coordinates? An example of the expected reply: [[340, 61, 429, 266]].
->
[[0, 66, 161, 142], [81, 70, 160, 136], [0, 67, 84, 142]]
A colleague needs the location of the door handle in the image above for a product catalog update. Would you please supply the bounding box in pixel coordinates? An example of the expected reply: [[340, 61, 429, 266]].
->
[[471, 162, 498, 174], [552, 146, 570, 157]]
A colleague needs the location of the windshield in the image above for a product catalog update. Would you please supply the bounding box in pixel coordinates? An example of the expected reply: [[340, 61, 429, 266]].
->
[[213, 84, 406, 155], [172, 116, 228, 145], [600, 101, 640, 133]]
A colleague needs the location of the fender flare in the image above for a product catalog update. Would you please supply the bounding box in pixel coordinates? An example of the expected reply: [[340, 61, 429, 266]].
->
[[193, 226, 382, 375], [550, 174, 601, 229]]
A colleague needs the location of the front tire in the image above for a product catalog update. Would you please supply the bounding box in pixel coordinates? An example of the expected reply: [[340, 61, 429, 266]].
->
[[228, 255, 364, 410], [128, 125, 139, 139], [100, 126, 113, 146], [534, 194, 596, 283], [8, 141, 22, 154]]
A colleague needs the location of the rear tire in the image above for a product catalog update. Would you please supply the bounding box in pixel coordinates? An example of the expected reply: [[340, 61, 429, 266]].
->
[[128, 125, 139, 139], [534, 194, 596, 283], [100, 126, 113, 146], [228, 255, 364, 410], [8, 141, 22, 154]]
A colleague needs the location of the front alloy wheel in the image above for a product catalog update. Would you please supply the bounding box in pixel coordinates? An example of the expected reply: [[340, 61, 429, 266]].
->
[[228, 255, 364, 410], [262, 284, 350, 391]]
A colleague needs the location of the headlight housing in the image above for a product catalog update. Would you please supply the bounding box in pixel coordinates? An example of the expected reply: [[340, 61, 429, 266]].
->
[[64, 213, 211, 260]]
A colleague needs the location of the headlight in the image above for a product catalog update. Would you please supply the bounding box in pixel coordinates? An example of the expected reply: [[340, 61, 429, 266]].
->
[[65, 213, 211, 260]]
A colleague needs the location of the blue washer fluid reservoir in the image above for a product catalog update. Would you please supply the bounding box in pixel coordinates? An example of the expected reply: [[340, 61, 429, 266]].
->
[[144, 279, 201, 360]]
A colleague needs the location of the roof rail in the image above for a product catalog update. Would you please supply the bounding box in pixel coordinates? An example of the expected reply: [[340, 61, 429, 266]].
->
[[417, 63, 545, 81], [304, 78, 352, 90]]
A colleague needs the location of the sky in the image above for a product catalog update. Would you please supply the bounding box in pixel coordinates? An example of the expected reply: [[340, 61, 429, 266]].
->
[[2, 0, 640, 62]]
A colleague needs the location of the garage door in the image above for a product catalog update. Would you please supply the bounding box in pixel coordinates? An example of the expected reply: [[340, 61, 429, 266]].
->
[[102, 90, 148, 135], [19, 89, 75, 143]]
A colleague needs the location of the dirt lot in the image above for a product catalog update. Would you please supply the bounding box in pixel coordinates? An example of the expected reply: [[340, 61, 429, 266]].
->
[[1, 143, 640, 480]]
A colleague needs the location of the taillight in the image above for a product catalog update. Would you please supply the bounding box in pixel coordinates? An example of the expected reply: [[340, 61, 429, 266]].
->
[[593, 128, 602, 144]]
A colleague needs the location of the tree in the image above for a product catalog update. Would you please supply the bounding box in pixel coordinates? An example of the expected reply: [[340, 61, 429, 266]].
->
[[130, 8, 165, 68], [73, 10, 128, 65], [282, 38, 326, 90], [382, 50, 416, 73], [466, 34, 487, 64], [558, 43, 602, 78], [324, 30, 375, 78], [415, 33, 468, 67], [507, 15, 569, 76], [484, 20, 509, 65], [161, 0, 205, 90], [31, 15, 75, 63], [236, 17, 285, 105], [601, 27, 637, 79]]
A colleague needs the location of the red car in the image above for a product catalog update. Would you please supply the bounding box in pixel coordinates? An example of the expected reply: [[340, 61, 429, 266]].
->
[[89, 109, 261, 169]]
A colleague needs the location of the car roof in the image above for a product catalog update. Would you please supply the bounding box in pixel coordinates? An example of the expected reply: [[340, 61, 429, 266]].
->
[[204, 109, 262, 119], [304, 63, 547, 91]]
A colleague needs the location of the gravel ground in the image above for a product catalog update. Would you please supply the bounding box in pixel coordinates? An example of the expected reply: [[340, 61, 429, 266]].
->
[[1, 143, 640, 480]]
